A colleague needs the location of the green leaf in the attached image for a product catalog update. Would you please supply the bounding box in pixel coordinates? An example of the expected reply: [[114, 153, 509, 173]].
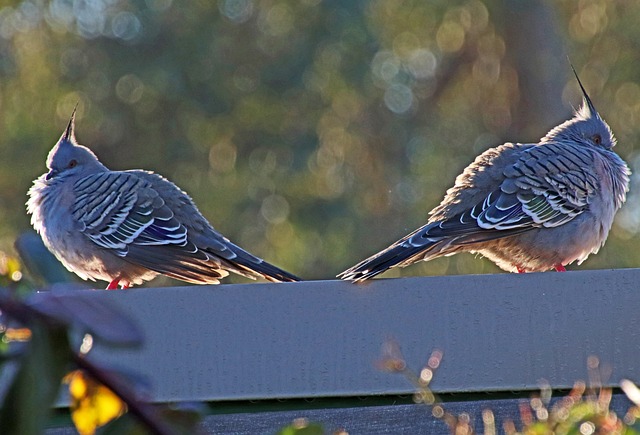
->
[[277, 419, 325, 435], [0, 321, 70, 435]]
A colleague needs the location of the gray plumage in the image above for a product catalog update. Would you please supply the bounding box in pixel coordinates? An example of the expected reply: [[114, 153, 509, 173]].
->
[[27, 112, 299, 289], [339, 68, 630, 282]]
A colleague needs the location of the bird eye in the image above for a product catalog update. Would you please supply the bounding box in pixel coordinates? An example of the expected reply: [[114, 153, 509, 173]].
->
[[592, 134, 602, 145], [68, 159, 78, 168]]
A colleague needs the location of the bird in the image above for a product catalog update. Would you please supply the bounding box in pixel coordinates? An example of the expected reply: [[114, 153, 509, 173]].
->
[[339, 67, 630, 282], [27, 110, 300, 289]]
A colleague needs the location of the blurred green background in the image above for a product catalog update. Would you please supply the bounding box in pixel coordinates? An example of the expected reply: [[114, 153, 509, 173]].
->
[[1, 0, 639, 284]]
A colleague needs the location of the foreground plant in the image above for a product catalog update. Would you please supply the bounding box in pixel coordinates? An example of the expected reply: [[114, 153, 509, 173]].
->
[[378, 340, 640, 434], [0, 287, 201, 434]]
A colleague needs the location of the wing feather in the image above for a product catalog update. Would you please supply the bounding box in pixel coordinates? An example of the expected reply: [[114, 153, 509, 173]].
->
[[72, 172, 202, 260], [72, 171, 299, 283]]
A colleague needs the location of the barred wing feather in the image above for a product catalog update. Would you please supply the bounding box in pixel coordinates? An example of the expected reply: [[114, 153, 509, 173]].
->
[[72, 172, 299, 283], [72, 172, 220, 282]]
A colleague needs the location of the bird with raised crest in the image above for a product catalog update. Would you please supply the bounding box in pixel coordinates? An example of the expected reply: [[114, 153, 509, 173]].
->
[[27, 111, 300, 289], [339, 67, 630, 282]]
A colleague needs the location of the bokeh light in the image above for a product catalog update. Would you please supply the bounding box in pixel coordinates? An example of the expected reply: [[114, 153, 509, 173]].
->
[[0, 0, 638, 283]]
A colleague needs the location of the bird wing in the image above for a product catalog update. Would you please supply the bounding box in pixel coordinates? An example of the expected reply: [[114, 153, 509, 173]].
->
[[71, 171, 229, 283], [133, 171, 300, 282], [432, 143, 598, 238], [72, 171, 299, 283], [339, 142, 599, 281]]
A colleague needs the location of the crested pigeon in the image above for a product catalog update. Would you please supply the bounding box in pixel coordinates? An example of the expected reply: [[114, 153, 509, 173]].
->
[[339, 68, 630, 282], [27, 112, 300, 289]]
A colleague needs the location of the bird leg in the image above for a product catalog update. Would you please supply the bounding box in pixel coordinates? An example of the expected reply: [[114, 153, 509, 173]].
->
[[106, 279, 120, 290], [554, 264, 566, 272], [517, 267, 526, 273], [106, 279, 131, 290]]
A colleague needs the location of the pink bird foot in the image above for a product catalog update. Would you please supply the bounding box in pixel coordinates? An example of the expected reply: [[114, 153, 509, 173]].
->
[[106, 279, 130, 290], [554, 264, 566, 272]]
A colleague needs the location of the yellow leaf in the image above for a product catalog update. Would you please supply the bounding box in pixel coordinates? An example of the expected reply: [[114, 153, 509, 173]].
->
[[66, 371, 87, 399], [93, 384, 126, 426], [64, 370, 126, 435], [2, 327, 32, 342]]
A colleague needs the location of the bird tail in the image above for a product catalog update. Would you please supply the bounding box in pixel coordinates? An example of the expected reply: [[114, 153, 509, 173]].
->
[[221, 249, 301, 283], [338, 213, 531, 282], [337, 245, 427, 282], [240, 258, 301, 283], [338, 222, 452, 282]]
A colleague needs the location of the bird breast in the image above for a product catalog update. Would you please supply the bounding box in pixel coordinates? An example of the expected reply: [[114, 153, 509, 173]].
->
[[588, 148, 630, 243], [28, 175, 153, 283]]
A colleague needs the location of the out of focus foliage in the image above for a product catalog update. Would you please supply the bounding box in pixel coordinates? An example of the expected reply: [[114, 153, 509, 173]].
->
[[379, 343, 640, 434], [65, 369, 126, 435], [277, 418, 326, 435], [1, 0, 640, 281], [0, 263, 200, 434]]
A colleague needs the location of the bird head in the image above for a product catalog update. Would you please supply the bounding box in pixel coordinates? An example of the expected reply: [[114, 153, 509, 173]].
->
[[45, 108, 108, 181], [540, 67, 616, 150]]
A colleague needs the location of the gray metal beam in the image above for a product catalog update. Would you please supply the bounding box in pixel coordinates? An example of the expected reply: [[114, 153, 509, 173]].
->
[[77, 268, 640, 403]]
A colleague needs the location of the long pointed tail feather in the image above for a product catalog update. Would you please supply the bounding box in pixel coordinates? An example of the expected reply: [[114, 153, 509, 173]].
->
[[338, 204, 535, 282], [337, 242, 430, 282], [338, 221, 452, 282], [226, 250, 301, 282]]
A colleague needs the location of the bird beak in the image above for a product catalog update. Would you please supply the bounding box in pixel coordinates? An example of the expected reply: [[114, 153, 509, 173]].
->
[[45, 169, 58, 181]]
